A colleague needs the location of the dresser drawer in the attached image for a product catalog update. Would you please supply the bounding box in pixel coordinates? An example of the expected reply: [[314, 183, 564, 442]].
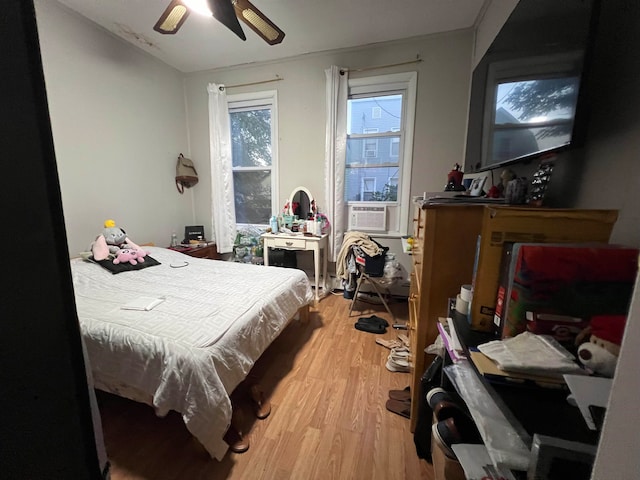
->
[[272, 237, 307, 249]]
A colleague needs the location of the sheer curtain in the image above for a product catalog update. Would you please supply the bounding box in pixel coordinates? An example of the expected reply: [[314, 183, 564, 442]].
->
[[207, 83, 237, 254], [324, 66, 348, 262]]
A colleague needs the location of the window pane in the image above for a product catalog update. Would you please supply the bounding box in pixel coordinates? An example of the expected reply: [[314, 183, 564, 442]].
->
[[495, 77, 580, 125], [230, 108, 272, 167], [345, 166, 399, 202], [347, 94, 402, 134], [346, 136, 400, 166], [491, 125, 571, 163], [233, 170, 272, 224]]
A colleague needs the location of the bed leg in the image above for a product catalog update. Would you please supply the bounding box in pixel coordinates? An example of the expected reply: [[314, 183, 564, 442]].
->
[[298, 304, 310, 323]]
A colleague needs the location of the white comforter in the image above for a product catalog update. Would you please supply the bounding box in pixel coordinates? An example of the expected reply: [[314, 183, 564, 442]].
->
[[71, 246, 313, 460]]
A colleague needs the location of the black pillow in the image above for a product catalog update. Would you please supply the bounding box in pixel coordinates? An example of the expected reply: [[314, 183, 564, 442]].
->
[[90, 255, 161, 274]]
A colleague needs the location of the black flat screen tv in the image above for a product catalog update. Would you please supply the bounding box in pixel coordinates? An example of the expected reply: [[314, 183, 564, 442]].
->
[[464, 0, 599, 173]]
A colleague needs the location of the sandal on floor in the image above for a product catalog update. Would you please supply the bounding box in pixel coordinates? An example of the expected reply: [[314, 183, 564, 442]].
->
[[397, 333, 410, 348], [250, 385, 271, 420], [385, 398, 411, 419], [375, 338, 403, 349], [386, 356, 410, 373], [388, 386, 411, 402]]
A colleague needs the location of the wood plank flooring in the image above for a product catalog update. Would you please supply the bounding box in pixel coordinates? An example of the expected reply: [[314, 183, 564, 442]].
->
[[96, 291, 434, 480]]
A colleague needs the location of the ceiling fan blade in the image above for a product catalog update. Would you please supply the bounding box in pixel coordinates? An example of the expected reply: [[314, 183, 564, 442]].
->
[[232, 0, 285, 45], [154, 0, 191, 34], [208, 0, 246, 41]]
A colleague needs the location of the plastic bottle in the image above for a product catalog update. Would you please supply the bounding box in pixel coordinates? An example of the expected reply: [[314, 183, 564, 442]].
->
[[269, 215, 279, 233], [170, 232, 178, 247]]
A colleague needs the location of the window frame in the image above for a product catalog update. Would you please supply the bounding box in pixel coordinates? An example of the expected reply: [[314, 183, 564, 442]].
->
[[227, 90, 279, 227], [346, 72, 417, 236]]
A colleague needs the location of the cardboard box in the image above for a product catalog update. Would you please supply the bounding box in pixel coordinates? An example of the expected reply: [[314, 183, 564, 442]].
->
[[470, 207, 618, 332]]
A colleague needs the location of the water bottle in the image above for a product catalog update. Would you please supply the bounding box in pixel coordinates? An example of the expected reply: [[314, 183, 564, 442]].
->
[[170, 232, 178, 247], [269, 215, 279, 233]]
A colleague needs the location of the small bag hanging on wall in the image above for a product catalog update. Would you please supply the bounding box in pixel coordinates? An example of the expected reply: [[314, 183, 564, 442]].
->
[[175, 153, 199, 194]]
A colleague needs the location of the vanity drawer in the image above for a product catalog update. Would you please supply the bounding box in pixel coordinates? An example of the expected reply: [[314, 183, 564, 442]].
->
[[272, 237, 306, 249]]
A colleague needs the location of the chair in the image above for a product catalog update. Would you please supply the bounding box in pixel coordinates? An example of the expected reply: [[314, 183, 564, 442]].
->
[[348, 263, 395, 320]]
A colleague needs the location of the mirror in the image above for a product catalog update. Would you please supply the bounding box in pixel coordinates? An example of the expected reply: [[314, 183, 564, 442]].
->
[[287, 186, 314, 220]]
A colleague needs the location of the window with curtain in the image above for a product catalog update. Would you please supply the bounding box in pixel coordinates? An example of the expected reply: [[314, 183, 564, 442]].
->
[[228, 91, 279, 226], [345, 72, 417, 234]]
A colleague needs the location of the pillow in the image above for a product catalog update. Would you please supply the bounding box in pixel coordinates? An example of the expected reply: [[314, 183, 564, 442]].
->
[[89, 255, 161, 274]]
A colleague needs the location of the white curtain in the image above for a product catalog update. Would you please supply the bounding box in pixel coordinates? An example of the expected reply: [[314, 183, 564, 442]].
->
[[324, 66, 348, 262], [207, 83, 237, 254]]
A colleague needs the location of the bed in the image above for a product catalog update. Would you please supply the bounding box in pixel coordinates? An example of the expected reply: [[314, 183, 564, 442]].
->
[[71, 246, 313, 460]]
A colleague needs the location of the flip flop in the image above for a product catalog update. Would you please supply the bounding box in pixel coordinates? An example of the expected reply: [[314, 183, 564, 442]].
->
[[385, 398, 411, 419], [397, 333, 410, 348], [375, 338, 403, 349], [388, 386, 411, 402]]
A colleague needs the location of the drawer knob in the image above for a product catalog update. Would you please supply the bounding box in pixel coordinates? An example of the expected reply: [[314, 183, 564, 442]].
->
[[286, 241, 293, 246]]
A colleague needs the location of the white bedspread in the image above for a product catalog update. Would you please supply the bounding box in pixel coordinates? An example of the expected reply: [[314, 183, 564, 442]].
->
[[71, 246, 313, 460]]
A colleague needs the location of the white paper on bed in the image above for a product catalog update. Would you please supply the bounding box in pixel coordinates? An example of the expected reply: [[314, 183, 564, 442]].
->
[[71, 246, 313, 460]]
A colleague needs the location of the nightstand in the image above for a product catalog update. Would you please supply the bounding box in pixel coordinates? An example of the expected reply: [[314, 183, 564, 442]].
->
[[168, 243, 220, 260]]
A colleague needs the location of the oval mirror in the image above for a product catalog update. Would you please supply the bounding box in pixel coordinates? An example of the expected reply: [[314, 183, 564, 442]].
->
[[288, 186, 314, 219]]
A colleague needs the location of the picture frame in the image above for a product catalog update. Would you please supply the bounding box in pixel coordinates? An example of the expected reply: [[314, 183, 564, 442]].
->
[[469, 176, 487, 197]]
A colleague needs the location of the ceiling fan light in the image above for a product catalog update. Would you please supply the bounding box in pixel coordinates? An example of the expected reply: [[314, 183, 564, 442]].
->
[[241, 9, 278, 42], [154, 1, 190, 34]]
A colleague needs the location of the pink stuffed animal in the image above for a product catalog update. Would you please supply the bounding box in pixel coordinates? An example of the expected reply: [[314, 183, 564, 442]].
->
[[113, 248, 147, 266]]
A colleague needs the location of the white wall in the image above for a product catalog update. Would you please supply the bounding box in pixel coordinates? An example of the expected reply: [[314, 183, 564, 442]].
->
[[34, 1, 193, 255], [182, 31, 474, 238], [472, 0, 519, 68]]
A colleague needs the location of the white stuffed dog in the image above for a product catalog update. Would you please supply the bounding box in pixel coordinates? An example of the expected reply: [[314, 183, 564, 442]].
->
[[577, 315, 626, 377]]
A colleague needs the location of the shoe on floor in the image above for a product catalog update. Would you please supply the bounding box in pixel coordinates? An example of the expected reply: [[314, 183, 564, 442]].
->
[[376, 338, 403, 349], [385, 398, 411, 418], [358, 315, 389, 327], [388, 386, 411, 402], [386, 352, 410, 372]]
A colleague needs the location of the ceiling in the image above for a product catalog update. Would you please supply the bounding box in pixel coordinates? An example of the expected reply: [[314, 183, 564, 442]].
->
[[55, 0, 486, 73]]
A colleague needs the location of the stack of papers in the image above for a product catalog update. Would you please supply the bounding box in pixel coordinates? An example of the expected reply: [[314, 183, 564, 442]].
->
[[477, 332, 586, 378]]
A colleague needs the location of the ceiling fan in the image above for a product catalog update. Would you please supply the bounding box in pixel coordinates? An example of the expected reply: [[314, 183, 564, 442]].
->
[[153, 0, 285, 45]]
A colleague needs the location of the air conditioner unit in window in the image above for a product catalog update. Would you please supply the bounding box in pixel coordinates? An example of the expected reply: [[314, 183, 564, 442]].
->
[[348, 204, 386, 232]]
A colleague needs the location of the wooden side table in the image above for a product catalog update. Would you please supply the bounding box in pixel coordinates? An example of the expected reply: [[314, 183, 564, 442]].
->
[[261, 233, 328, 303], [168, 243, 220, 260]]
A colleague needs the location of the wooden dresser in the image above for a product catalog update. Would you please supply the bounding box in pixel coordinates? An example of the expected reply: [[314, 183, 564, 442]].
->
[[408, 203, 484, 430], [169, 243, 220, 260]]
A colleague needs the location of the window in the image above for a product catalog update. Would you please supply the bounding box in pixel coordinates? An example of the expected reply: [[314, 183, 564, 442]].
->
[[361, 177, 377, 201], [362, 128, 379, 159], [345, 72, 416, 234], [390, 127, 400, 157], [228, 91, 278, 226]]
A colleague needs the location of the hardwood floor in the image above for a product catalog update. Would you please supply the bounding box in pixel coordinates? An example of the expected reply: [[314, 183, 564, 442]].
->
[[97, 291, 434, 480]]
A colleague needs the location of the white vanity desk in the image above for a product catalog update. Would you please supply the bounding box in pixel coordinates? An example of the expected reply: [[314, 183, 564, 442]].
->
[[261, 232, 328, 303]]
